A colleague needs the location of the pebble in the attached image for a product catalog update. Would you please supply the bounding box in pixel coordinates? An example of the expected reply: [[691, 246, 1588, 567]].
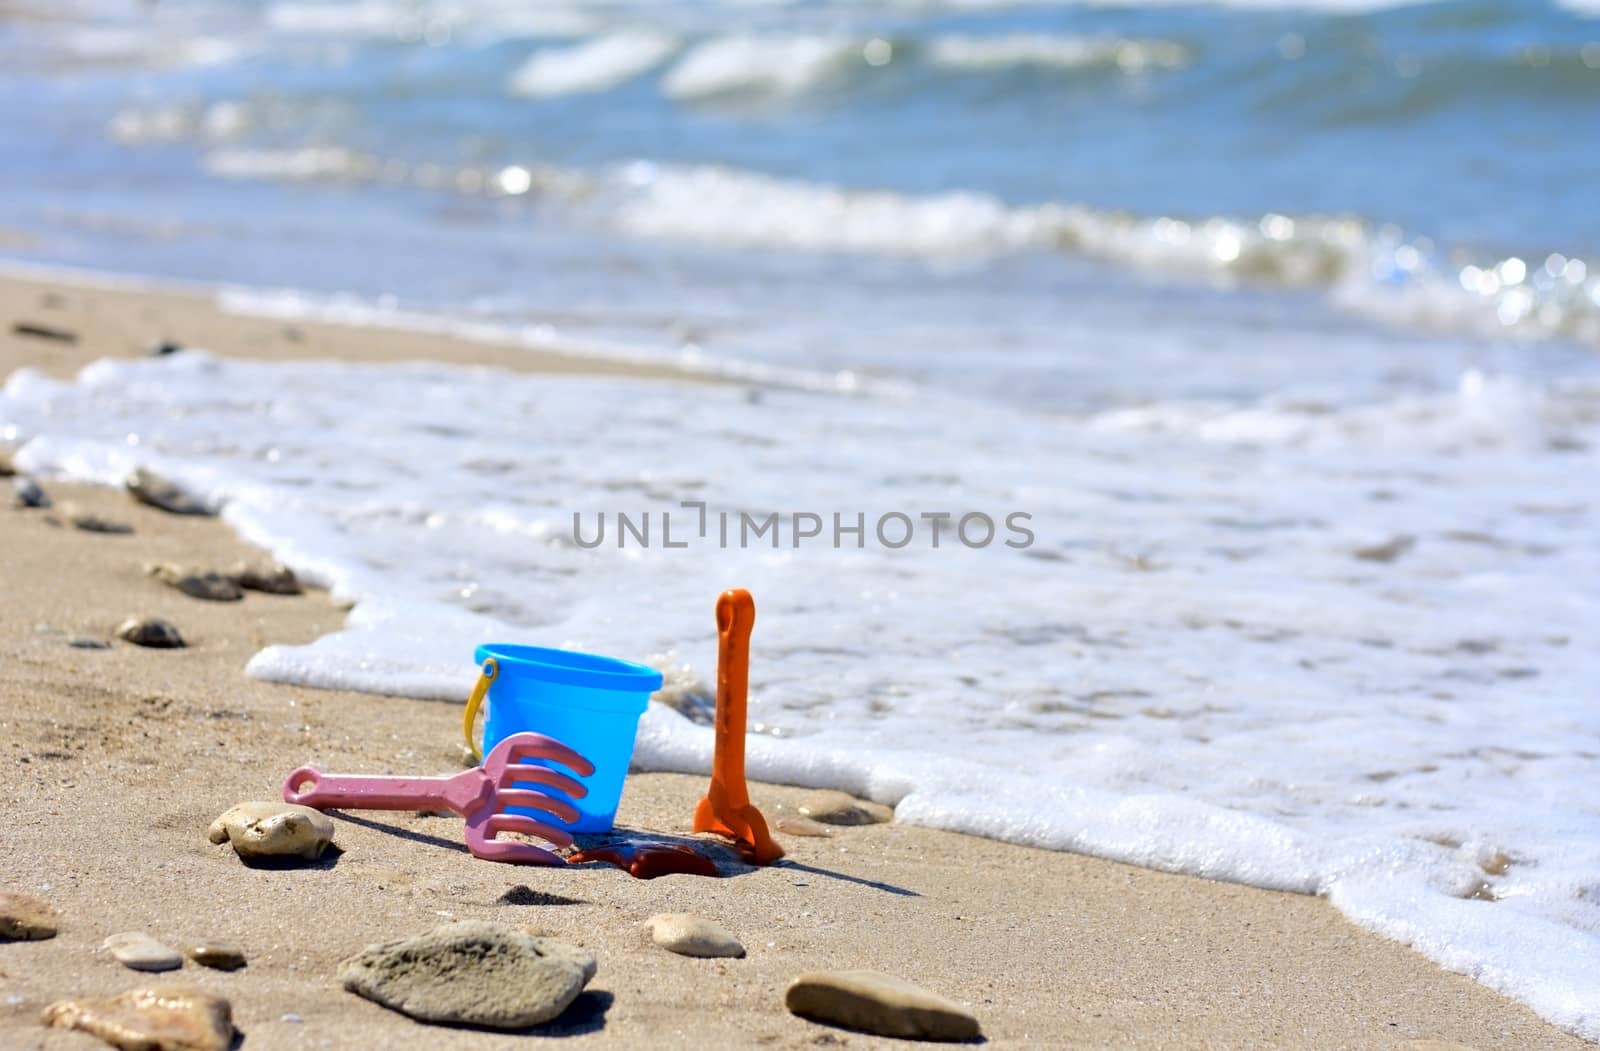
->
[[150, 340, 186, 356], [12, 320, 77, 343], [230, 560, 302, 595], [785, 970, 981, 1043], [64, 503, 134, 534], [796, 790, 894, 826], [645, 913, 745, 958], [187, 940, 247, 971], [148, 563, 244, 602], [103, 932, 184, 973], [125, 467, 213, 516], [117, 617, 185, 649], [207, 801, 336, 862], [12, 476, 49, 509], [339, 920, 594, 1029], [68, 637, 111, 650], [1354, 535, 1416, 563], [775, 815, 833, 838], [0, 890, 60, 940], [42, 986, 235, 1051]]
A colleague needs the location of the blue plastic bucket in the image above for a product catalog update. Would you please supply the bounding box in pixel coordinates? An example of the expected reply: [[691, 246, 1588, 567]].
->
[[473, 643, 662, 833]]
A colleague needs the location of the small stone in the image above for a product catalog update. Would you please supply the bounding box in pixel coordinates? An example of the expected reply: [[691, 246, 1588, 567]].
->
[[1354, 535, 1415, 563], [68, 637, 111, 650], [126, 467, 213, 516], [117, 617, 185, 649], [12, 476, 49, 509], [775, 815, 833, 838], [229, 560, 301, 595], [186, 940, 246, 971], [338, 920, 594, 1029], [208, 801, 335, 861], [0, 890, 60, 940], [150, 340, 185, 356], [785, 970, 981, 1042], [64, 503, 134, 534], [42, 986, 234, 1051], [147, 563, 243, 602], [796, 790, 893, 826], [12, 320, 77, 343], [103, 932, 184, 973], [645, 913, 745, 958]]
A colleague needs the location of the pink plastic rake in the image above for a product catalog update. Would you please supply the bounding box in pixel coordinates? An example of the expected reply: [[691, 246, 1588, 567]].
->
[[281, 732, 594, 865]]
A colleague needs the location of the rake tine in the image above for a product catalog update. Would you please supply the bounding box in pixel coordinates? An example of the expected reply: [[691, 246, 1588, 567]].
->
[[496, 788, 582, 817], [468, 835, 568, 865], [494, 766, 587, 799], [501, 739, 595, 777], [487, 812, 575, 847]]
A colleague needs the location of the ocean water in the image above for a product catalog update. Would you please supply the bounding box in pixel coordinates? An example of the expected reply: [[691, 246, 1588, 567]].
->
[[2, 0, 1600, 1039]]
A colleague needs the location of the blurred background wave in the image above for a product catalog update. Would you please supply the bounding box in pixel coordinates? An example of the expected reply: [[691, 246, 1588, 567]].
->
[[3, 0, 1598, 406]]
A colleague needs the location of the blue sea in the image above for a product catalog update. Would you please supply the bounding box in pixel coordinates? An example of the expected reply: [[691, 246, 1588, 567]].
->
[[3, 0, 1599, 405], [3, 0, 1599, 1038]]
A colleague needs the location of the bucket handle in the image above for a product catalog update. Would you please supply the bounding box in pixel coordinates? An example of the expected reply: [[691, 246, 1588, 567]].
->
[[461, 657, 498, 763]]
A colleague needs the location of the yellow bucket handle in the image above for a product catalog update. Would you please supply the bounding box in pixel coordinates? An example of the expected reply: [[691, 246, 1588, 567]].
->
[[461, 657, 498, 762]]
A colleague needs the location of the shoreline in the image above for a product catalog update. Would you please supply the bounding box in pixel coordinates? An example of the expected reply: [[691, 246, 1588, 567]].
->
[[0, 271, 1589, 1049]]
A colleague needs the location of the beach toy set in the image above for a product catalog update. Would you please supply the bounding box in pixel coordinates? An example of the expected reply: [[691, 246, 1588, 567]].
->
[[279, 588, 784, 874]]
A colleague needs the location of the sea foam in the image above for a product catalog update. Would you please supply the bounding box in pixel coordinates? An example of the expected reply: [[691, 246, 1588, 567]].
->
[[3, 352, 1598, 1039]]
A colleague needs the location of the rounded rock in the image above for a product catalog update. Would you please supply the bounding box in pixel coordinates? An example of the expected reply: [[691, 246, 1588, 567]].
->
[[775, 815, 833, 838], [12, 476, 49, 509], [785, 969, 981, 1042], [187, 940, 247, 971], [645, 913, 745, 959], [147, 563, 243, 602], [796, 790, 893, 826], [64, 503, 133, 534], [103, 932, 184, 973], [0, 890, 60, 941], [207, 801, 335, 862], [117, 617, 185, 649], [125, 467, 213, 516], [230, 561, 302, 595]]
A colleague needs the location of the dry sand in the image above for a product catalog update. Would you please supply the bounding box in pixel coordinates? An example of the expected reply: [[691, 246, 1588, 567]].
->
[[0, 270, 1586, 1049]]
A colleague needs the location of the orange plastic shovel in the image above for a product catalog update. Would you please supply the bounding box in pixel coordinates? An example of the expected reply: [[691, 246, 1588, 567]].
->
[[693, 588, 784, 864]]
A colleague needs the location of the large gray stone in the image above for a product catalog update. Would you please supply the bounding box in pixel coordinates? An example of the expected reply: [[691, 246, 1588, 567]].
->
[[785, 969, 981, 1042], [338, 920, 595, 1029]]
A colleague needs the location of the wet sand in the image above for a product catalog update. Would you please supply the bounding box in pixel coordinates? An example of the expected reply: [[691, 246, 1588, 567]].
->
[[0, 270, 1586, 1049]]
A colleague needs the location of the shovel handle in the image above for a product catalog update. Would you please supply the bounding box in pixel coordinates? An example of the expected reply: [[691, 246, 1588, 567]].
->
[[712, 588, 755, 809]]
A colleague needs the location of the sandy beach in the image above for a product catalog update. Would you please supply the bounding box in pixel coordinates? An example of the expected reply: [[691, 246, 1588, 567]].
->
[[0, 271, 1587, 1050]]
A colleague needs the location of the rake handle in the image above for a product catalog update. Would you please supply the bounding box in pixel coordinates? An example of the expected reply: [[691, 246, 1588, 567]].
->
[[282, 766, 491, 815]]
